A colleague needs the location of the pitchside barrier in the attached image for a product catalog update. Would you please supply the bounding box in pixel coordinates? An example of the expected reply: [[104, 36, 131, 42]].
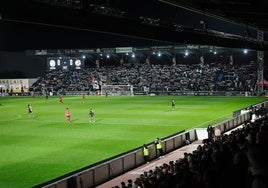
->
[[15, 90, 264, 97], [33, 100, 268, 188]]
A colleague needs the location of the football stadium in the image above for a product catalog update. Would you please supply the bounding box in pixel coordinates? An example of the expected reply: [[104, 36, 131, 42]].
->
[[1, 0, 268, 188]]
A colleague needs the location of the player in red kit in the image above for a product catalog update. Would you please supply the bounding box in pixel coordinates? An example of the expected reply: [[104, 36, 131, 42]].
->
[[65, 107, 71, 123], [59, 95, 63, 103], [82, 93, 85, 100]]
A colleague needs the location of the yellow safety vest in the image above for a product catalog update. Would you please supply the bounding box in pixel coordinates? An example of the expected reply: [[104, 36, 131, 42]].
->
[[143, 147, 149, 156], [156, 141, 162, 149]]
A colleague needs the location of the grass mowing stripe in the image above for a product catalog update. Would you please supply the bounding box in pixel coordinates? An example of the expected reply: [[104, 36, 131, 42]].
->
[[0, 95, 266, 187]]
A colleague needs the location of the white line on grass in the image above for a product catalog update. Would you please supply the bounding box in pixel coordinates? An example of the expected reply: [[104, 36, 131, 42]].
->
[[0, 114, 22, 121], [189, 113, 231, 130]]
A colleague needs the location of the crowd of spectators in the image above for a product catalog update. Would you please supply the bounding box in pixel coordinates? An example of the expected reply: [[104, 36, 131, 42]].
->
[[30, 58, 258, 95], [111, 112, 268, 188]]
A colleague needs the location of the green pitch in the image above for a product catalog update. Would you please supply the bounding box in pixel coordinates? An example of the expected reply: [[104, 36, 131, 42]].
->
[[0, 95, 266, 187]]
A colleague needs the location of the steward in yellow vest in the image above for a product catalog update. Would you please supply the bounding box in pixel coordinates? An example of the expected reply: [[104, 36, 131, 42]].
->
[[143, 144, 150, 163], [155, 137, 164, 158]]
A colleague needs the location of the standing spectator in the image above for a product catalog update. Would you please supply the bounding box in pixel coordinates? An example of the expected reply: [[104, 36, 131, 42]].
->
[[28, 104, 34, 118], [89, 108, 95, 123], [127, 179, 133, 187], [65, 107, 71, 123], [155, 138, 164, 158], [207, 125, 214, 141], [143, 144, 150, 163], [121, 181, 127, 188]]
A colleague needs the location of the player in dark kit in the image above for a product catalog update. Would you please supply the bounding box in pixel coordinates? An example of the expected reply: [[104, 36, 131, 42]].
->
[[28, 104, 34, 118], [89, 108, 95, 123], [171, 99, 175, 110], [45, 92, 49, 100]]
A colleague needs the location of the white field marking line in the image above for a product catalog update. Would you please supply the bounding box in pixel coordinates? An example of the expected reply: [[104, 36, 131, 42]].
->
[[0, 115, 66, 124], [189, 113, 231, 129], [0, 114, 22, 121]]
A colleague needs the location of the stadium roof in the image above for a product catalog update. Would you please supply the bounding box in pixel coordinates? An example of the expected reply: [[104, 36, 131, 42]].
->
[[0, 0, 268, 51], [160, 0, 268, 32]]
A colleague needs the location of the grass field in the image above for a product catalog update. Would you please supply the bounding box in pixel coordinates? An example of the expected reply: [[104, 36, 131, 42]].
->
[[0, 95, 266, 188]]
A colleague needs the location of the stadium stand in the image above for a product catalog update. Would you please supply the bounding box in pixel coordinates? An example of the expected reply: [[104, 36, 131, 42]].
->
[[97, 113, 268, 188], [29, 58, 258, 96]]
